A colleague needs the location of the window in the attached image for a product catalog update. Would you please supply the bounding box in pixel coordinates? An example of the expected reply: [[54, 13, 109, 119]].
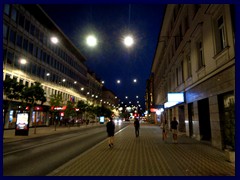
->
[[9, 29, 16, 44], [176, 68, 179, 85], [186, 53, 192, 78], [5, 74, 11, 80], [37, 48, 42, 59], [16, 34, 23, 48], [28, 42, 33, 54], [215, 15, 227, 53], [13, 54, 19, 68], [19, 79, 24, 85], [197, 41, 205, 69], [7, 51, 14, 65], [176, 62, 183, 85], [13, 76, 18, 82], [3, 24, 9, 39], [30, 23, 35, 36], [10, 7, 17, 22], [18, 13, 25, 28], [24, 19, 30, 33], [23, 39, 28, 51], [4, 4, 10, 16], [33, 46, 38, 57]]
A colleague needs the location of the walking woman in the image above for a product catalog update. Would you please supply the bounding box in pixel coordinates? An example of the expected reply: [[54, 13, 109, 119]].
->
[[106, 117, 115, 148]]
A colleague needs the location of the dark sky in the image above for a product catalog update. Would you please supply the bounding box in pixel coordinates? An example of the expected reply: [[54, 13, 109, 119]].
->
[[40, 4, 165, 109]]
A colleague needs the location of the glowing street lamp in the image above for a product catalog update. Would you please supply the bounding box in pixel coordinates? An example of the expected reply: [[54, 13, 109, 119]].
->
[[20, 58, 27, 65], [51, 36, 59, 44], [86, 35, 97, 47], [124, 35, 134, 47]]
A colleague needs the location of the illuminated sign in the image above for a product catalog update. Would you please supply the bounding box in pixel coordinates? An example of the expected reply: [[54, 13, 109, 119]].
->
[[167, 92, 184, 102], [164, 92, 185, 108], [150, 108, 157, 113], [51, 106, 67, 111], [16, 113, 29, 130], [100, 116, 104, 124]]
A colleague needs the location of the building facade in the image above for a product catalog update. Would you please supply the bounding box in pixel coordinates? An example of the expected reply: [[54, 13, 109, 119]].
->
[[3, 4, 103, 128], [149, 4, 235, 149]]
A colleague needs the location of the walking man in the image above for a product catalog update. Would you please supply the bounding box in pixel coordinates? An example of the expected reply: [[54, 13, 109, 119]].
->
[[134, 118, 140, 137], [170, 117, 178, 143], [106, 117, 115, 148]]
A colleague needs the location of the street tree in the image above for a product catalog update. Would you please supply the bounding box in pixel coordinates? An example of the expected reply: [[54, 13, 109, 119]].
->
[[64, 100, 77, 123], [3, 78, 25, 128], [49, 94, 64, 131], [21, 82, 47, 134]]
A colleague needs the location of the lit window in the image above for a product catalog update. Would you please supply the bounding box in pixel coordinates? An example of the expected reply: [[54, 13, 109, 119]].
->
[[215, 15, 227, 53]]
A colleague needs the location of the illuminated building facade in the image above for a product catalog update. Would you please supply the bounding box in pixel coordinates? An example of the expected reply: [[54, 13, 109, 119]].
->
[[3, 4, 103, 128], [150, 4, 235, 149]]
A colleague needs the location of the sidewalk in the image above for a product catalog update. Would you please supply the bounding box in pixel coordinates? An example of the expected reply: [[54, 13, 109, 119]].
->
[[47, 124, 235, 176], [3, 123, 102, 143]]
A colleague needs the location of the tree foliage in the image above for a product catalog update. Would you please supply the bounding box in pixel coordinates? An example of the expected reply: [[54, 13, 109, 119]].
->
[[21, 82, 46, 106], [3, 78, 25, 101], [65, 101, 77, 118]]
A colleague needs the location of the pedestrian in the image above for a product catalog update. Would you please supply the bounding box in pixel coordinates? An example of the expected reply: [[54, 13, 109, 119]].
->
[[170, 117, 178, 143], [134, 118, 140, 137], [162, 119, 168, 141], [106, 117, 115, 148]]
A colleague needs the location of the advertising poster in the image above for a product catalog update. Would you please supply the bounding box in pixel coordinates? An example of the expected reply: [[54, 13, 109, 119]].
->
[[15, 113, 29, 136]]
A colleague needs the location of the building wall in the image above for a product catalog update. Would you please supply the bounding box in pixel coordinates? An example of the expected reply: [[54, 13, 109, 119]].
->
[[3, 4, 102, 128], [150, 4, 235, 149]]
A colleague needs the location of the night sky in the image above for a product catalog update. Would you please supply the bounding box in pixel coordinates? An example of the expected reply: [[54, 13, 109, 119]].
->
[[40, 4, 165, 109]]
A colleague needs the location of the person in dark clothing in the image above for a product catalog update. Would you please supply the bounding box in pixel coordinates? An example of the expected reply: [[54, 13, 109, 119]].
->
[[170, 117, 178, 143], [106, 117, 115, 148], [134, 118, 140, 137]]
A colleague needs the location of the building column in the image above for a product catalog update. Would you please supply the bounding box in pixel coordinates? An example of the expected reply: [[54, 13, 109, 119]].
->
[[209, 95, 222, 149]]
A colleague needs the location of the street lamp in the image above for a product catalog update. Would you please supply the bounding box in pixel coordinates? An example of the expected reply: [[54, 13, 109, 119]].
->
[[123, 35, 134, 47], [20, 58, 27, 65], [50, 36, 59, 44], [86, 35, 97, 47]]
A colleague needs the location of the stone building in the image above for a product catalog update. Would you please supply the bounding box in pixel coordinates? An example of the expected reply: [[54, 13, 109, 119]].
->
[[149, 4, 235, 149]]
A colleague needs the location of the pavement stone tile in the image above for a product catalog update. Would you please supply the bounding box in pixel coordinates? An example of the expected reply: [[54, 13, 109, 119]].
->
[[47, 124, 235, 176]]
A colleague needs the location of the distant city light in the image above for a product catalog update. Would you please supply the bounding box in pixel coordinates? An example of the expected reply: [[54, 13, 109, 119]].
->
[[86, 35, 97, 47]]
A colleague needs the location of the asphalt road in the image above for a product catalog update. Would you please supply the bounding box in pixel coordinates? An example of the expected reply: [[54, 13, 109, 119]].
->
[[3, 123, 128, 176]]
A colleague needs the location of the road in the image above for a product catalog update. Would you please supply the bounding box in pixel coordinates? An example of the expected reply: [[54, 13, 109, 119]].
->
[[3, 122, 128, 176]]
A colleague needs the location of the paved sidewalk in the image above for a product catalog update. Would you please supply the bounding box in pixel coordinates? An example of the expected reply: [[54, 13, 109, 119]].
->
[[48, 124, 235, 176]]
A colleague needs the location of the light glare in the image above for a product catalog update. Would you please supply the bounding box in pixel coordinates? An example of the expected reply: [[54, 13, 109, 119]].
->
[[86, 35, 97, 47], [124, 36, 134, 47], [51, 37, 59, 44]]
